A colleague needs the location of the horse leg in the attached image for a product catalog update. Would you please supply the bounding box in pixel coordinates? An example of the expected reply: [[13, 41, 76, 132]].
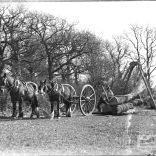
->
[[50, 101, 54, 119], [30, 100, 35, 118], [11, 100, 17, 118], [56, 99, 61, 119], [66, 101, 72, 117], [30, 96, 39, 118], [18, 99, 23, 119], [35, 95, 40, 118]]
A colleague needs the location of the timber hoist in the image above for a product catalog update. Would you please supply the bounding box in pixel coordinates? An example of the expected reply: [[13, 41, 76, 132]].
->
[[97, 61, 156, 115]]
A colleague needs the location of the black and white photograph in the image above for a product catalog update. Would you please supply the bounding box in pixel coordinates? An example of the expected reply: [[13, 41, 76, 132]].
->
[[0, 1, 156, 155]]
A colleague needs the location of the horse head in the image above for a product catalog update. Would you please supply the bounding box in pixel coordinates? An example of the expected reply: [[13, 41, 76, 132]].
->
[[38, 79, 59, 95], [50, 80, 58, 91], [0, 68, 18, 94], [38, 79, 49, 95]]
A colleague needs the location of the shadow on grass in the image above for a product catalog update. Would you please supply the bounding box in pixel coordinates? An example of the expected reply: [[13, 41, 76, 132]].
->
[[93, 112, 114, 117], [0, 114, 85, 121], [0, 115, 51, 122], [93, 110, 139, 117]]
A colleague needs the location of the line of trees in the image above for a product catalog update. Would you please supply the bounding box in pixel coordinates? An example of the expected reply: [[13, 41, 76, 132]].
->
[[0, 5, 104, 84], [1, 5, 156, 94]]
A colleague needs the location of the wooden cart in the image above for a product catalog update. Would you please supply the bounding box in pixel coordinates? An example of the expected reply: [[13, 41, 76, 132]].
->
[[60, 84, 97, 116]]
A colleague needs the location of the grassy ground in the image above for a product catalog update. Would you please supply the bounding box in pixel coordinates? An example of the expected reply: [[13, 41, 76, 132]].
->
[[0, 107, 156, 155]]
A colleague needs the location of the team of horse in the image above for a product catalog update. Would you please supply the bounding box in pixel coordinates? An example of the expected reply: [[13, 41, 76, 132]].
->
[[0, 67, 76, 119], [38, 80, 76, 119]]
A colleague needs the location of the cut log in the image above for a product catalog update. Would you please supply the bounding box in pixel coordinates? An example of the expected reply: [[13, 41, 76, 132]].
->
[[98, 103, 112, 114], [109, 95, 133, 106], [109, 74, 146, 106], [111, 103, 134, 115], [98, 68, 156, 114]]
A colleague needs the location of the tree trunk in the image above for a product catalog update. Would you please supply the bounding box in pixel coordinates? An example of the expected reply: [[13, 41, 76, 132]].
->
[[16, 55, 22, 79], [47, 55, 53, 80]]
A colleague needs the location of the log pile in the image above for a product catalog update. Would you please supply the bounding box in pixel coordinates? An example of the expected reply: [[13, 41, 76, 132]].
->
[[98, 71, 156, 115]]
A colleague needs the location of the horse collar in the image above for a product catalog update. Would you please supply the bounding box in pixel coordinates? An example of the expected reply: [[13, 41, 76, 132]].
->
[[54, 83, 58, 92], [14, 80, 21, 89], [61, 84, 65, 93]]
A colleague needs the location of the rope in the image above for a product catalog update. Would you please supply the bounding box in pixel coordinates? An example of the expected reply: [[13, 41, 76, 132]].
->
[[138, 65, 156, 108]]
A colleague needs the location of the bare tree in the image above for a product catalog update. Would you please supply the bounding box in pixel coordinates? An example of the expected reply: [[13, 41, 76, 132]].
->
[[28, 12, 75, 80], [103, 37, 130, 91], [0, 5, 34, 79], [79, 33, 105, 85], [125, 25, 156, 86], [58, 30, 91, 82], [0, 6, 10, 63]]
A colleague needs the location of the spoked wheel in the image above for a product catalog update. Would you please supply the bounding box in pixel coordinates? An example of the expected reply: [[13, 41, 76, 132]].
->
[[79, 84, 96, 116], [60, 84, 77, 114]]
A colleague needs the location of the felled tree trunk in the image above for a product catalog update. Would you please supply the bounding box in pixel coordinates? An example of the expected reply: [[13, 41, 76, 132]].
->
[[109, 76, 146, 106], [111, 103, 134, 115], [99, 74, 147, 115]]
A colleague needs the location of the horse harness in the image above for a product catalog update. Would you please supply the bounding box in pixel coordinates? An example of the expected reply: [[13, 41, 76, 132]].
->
[[47, 82, 73, 103], [3, 76, 36, 96], [48, 82, 64, 96]]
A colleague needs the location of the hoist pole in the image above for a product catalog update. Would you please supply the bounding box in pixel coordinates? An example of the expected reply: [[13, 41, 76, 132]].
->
[[138, 64, 156, 108]]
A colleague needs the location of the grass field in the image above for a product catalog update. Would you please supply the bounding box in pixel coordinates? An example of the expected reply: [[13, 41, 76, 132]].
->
[[0, 107, 156, 155]]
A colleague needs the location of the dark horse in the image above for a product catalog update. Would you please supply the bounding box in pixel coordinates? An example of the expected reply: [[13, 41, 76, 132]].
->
[[0, 68, 39, 118], [38, 80, 76, 119]]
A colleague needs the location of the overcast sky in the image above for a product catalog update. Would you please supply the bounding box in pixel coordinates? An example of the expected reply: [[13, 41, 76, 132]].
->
[[24, 1, 156, 40], [4, 1, 156, 40]]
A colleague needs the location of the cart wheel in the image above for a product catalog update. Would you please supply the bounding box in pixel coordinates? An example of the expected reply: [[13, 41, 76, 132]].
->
[[79, 84, 96, 116], [61, 84, 77, 114]]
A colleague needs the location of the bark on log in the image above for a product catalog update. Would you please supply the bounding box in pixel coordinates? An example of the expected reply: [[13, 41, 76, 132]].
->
[[109, 95, 133, 106], [99, 103, 112, 114], [111, 103, 134, 115]]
